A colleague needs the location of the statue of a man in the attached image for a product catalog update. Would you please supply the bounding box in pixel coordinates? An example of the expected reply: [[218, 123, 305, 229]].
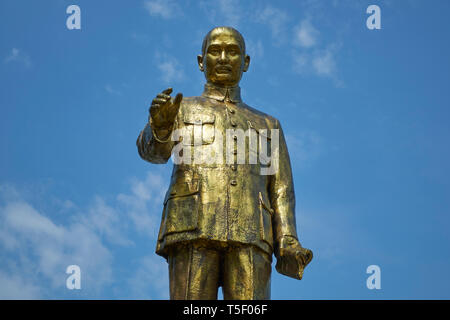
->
[[137, 26, 312, 300]]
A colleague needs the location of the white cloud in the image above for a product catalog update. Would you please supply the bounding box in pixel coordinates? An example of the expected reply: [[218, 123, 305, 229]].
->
[[245, 39, 264, 61], [117, 171, 167, 239], [0, 170, 170, 298], [292, 19, 325, 76], [217, 0, 242, 27], [293, 52, 309, 74], [286, 130, 324, 169], [156, 54, 184, 84], [254, 6, 289, 43], [143, 0, 180, 19], [105, 84, 122, 96], [293, 48, 341, 82], [4, 202, 64, 239], [4, 48, 31, 67], [127, 254, 169, 299], [79, 196, 133, 246], [200, 0, 242, 27], [0, 271, 41, 299], [288, 7, 344, 86], [312, 49, 336, 76], [0, 200, 113, 295], [294, 20, 319, 48]]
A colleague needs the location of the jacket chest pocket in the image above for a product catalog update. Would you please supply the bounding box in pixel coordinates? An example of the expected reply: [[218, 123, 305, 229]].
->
[[182, 113, 215, 146]]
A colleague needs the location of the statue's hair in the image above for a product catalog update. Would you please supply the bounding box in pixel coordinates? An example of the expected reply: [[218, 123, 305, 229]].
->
[[201, 26, 246, 57]]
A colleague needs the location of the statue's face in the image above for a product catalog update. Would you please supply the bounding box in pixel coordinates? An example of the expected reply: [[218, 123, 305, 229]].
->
[[198, 29, 250, 87]]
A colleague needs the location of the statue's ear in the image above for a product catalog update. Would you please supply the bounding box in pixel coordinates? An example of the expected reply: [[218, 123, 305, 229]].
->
[[243, 54, 250, 72], [197, 55, 204, 72]]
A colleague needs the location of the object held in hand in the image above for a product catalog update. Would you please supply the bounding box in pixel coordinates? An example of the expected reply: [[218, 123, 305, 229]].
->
[[275, 237, 313, 280]]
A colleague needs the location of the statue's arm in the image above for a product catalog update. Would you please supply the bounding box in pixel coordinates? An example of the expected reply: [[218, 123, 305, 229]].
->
[[269, 119, 313, 279], [136, 120, 176, 164], [269, 119, 299, 251], [136, 87, 182, 164]]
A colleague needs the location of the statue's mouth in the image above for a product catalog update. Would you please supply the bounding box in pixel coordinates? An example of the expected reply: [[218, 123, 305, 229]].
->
[[215, 66, 232, 73]]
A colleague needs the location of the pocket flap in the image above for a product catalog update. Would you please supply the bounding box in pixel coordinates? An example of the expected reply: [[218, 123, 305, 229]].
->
[[164, 180, 200, 205], [184, 113, 215, 125]]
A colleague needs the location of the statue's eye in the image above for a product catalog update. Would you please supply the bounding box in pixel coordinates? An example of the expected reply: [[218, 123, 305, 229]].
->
[[209, 48, 220, 55]]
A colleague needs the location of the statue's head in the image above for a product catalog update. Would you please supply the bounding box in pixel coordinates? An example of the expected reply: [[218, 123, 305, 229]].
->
[[198, 26, 250, 87]]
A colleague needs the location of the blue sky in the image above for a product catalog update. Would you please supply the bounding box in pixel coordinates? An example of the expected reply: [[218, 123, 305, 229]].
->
[[1, 0, 450, 299]]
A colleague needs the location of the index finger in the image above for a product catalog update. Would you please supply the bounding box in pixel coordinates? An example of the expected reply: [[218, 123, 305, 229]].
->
[[162, 87, 173, 95]]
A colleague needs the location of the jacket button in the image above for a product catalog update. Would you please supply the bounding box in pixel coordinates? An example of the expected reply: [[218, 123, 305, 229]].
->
[[230, 180, 237, 186]]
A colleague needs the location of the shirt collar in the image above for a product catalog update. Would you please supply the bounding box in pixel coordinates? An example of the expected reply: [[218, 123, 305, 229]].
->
[[202, 83, 242, 103]]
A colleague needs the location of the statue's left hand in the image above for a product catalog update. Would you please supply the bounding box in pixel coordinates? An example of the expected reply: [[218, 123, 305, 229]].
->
[[275, 236, 313, 280]]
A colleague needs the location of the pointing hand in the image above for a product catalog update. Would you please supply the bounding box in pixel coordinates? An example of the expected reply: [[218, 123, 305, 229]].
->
[[149, 87, 183, 130]]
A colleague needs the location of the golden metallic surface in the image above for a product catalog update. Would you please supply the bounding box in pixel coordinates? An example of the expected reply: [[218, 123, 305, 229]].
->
[[168, 241, 271, 300], [137, 26, 312, 300]]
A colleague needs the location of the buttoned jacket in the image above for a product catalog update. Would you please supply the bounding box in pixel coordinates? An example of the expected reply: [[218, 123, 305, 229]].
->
[[137, 84, 299, 258]]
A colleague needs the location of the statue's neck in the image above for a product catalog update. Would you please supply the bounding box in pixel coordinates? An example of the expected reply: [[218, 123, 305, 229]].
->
[[202, 83, 242, 103]]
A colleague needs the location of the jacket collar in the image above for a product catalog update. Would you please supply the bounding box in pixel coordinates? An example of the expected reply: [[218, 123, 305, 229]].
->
[[202, 83, 242, 103]]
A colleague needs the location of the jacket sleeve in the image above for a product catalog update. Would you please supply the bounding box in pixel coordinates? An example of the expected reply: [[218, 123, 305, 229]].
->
[[269, 119, 299, 253], [136, 118, 177, 164]]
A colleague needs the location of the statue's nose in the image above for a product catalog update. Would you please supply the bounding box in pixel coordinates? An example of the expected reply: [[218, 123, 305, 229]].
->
[[218, 50, 227, 62]]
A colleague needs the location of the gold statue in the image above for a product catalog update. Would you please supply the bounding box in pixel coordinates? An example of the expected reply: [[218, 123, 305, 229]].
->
[[137, 26, 313, 300]]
